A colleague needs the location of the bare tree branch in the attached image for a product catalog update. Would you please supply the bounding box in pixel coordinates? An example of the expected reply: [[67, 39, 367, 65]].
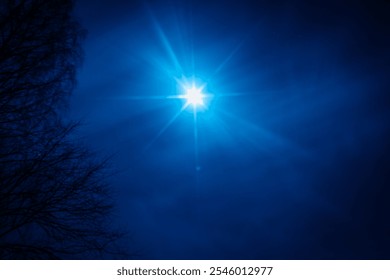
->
[[0, 0, 129, 259]]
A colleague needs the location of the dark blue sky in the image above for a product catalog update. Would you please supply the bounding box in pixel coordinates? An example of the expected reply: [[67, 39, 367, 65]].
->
[[71, 0, 390, 259]]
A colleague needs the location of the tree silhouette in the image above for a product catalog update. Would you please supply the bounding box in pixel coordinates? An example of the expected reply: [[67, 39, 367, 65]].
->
[[0, 0, 126, 259]]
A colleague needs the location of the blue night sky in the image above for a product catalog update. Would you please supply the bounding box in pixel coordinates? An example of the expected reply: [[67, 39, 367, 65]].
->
[[71, 0, 390, 259]]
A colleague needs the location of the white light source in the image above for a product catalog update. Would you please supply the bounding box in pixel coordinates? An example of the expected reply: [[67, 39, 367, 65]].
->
[[184, 85, 204, 107]]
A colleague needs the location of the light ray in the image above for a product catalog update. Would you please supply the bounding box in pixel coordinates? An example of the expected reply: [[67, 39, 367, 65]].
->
[[111, 95, 176, 100], [216, 108, 307, 156], [212, 40, 245, 77], [150, 15, 183, 73], [193, 106, 200, 170], [144, 104, 188, 151]]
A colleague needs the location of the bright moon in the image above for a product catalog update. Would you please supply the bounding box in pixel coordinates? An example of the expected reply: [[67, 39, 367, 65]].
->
[[184, 86, 204, 107]]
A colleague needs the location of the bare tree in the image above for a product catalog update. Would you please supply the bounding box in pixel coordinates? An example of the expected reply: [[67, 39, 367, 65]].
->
[[0, 0, 127, 259]]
